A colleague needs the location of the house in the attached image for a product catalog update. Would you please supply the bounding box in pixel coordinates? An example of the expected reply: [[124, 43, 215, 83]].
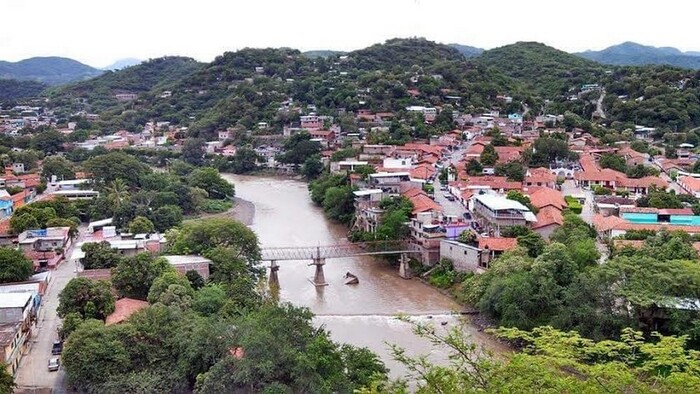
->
[[0, 292, 39, 375], [409, 211, 445, 265], [678, 176, 700, 198], [309, 130, 336, 145], [368, 172, 411, 195], [439, 239, 482, 273], [477, 237, 518, 268], [472, 194, 537, 236], [300, 115, 323, 131], [105, 298, 149, 325], [532, 206, 565, 239], [162, 255, 212, 279], [352, 189, 385, 233], [524, 167, 557, 189], [0, 190, 12, 219]]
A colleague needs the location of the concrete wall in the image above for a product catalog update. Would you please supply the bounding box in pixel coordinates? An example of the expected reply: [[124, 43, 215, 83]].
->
[[439, 240, 481, 273]]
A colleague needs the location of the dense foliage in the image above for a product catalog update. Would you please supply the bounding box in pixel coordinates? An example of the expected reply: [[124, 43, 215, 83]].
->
[[62, 218, 387, 393], [366, 319, 700, 393]]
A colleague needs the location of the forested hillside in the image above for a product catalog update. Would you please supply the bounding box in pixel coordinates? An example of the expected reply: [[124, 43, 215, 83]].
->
[[477, 42, 605, 98], [0, 56, 102, 85], [40, 38, 700, 137], [0, 79, 47, 101]]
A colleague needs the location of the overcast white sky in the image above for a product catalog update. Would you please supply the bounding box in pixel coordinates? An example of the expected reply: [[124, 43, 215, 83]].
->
[[1, 0, 697, 67]]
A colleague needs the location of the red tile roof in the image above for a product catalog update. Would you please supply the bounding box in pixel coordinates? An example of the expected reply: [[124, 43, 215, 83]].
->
[[532, 206, 564, 229], [679, 176, 700, 193], [527, 187, 566, 210], [106, 298, 149, 326], [401, 189, 442, 215], [525, 167, 556, 185], [478, 237, 518, 251]]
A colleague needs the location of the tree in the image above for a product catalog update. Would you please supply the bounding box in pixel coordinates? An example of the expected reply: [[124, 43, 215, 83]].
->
[[128, 216, 155, 234], [301, 154, 324, 179], [517, 231, 547, 258], [105, 179, 129, 209], [479, 144, 497, 166], [9, 213, 39, 234], [150, 205, 183, 232], [192, 284, 227, 316], [187, 167, 234, 199], [61, 319, 131, 391], [599, 153, 627, 172], [81, 241, 123, 269], [186, 269, 205, 290], [168, 218, 260, 264], [111, 254, 173, 300], [84, 151, 151, 187], [526, 136, 577, 167], [230, 147, 260, 174], [30, 129, 65, 154], [373, 320, 700, 394], [495, 161, 526, 181], [58, 278, 115, 320], [277, 133, 321, 165], [182, 138, 206, 166], [0, 247, 33, 283], [147, 271, 194, 304], [322, 186, 355, 224], [41, 156, 75, 181], [465, 159, 483, 176], [0, 366, 13, 394]]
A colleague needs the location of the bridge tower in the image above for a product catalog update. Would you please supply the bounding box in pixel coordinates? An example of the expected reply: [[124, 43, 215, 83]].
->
[[268, 260, 280, 288], [308, 246, 328, 286], [398, 253, 412, 279]]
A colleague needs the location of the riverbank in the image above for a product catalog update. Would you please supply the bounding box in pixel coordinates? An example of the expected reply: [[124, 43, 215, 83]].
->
[[186, 197, 256, 226]]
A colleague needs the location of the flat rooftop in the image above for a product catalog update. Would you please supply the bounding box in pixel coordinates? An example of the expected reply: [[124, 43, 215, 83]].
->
[[0, 292, 32, 309]]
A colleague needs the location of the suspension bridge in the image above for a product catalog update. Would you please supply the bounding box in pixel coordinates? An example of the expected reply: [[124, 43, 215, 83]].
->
[[260, 241, 419, 286]]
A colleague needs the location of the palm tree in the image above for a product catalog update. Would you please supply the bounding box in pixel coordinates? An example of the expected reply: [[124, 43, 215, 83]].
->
[[106, 179, 129, 209]]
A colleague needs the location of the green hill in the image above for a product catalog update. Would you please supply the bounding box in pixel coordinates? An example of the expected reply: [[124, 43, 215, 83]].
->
[[48, 56, 203, 112], [0, 79, 47, 101], [477, 42, 605, 98], [346, 38, 465, 70], [448, 43, 484, 58], [577, 42, 700, 70], [0, 57, 102, 85]]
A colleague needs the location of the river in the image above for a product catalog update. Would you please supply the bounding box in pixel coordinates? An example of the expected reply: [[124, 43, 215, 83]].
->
[[223, 174, 506, 379]]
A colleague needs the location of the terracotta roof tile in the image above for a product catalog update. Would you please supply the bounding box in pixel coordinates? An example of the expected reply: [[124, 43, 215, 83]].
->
[[532, 206, 564, 229], [106, 298, 149, 325], [527, 187, 566, 210], [478, 237, 518, 251]]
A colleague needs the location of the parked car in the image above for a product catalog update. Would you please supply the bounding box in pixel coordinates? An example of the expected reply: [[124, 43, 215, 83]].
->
[[51, 340, 63, 355], [48, 357, 60, 372]]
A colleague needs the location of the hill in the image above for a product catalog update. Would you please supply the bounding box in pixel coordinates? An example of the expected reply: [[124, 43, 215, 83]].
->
[[101, 58, 142, 70], [0, 57, 102, 85], [448, 43, 484, 58], [0, 79, 47, 101], [346, 38, 465, 70], [302, 50, 345, 59], [477, 42, 605, 98], [577, 42, 700, 69], [48, 56, 203, 113]]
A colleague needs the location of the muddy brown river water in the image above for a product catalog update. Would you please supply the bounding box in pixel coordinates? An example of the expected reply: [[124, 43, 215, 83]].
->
[[224, 174, 507, 379]]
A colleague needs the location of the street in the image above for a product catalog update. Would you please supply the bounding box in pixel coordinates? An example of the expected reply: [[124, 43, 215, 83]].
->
[[14, 227, 85, 393]]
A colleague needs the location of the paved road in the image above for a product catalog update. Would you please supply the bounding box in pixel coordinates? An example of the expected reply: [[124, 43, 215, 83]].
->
[[15, 228, 84, 393], [594, 89, 607, 119]]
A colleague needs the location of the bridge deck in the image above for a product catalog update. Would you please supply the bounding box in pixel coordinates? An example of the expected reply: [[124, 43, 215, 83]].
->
[[260, 241, 416, 261]]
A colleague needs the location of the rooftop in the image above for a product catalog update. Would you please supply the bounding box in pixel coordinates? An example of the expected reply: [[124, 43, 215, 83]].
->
[[475, 194, 530, 212], [0, 292, 32, 309], [162, 255, 212, 266]]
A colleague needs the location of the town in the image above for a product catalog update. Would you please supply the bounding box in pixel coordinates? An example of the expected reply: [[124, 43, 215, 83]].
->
[[0, 35, 699, 392]]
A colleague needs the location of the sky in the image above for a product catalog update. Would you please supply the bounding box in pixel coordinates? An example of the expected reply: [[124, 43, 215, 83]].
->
[[1, 0, 698, 67]]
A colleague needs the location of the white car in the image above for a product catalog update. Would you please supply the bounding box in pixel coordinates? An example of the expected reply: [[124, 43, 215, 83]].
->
[[48, 357, 60, 372]]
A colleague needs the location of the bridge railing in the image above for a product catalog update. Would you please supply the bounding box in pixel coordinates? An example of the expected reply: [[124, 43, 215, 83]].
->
[[260, 240, 412, 261]]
